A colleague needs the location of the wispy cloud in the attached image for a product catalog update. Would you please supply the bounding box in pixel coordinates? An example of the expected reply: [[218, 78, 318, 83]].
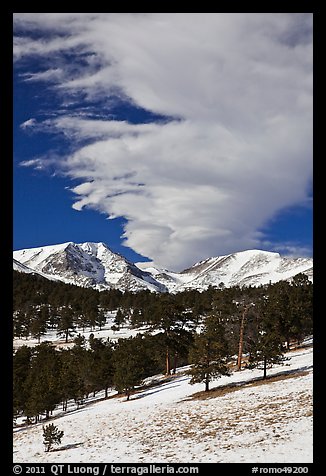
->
[[14, 13, 313, 270], [20, 118, 37, 130], [263, 241, 313, 258]]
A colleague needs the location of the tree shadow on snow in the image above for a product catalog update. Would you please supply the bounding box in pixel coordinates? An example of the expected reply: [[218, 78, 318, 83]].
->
[[186, 364, 313, 401], [52, 442, 84, 451], [132, 382, 182, 400]]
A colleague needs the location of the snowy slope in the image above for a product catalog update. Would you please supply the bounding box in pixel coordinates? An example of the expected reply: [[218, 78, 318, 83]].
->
[[14, 244, 313, 293], [13, 242, 167, 293], [139, 249, 313, 292], [13, 258, 59, 281], [13, 313, 151, 351], [13, 258, 37, 274], [13, 344, 313, 463]]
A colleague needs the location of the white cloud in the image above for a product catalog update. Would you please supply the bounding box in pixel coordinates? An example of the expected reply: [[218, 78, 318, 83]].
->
[[263, 242, 313, 259], [14, 13, 313, 270], [21, 68, 64, 83], [20, 118, 37, 130]]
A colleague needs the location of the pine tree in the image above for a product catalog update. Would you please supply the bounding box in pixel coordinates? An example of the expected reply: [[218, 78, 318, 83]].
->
[[288, 274, 313, 345], [57, 306, 76, 343], [266, 281, 293, 350], [188, 314, 230, 391], [58, 349, 85, 411], [21, 306, 33, 339], [88, 336, 115, 398], [96, 308, 107, 330], [43, 423, 64, 452], [149, 295, 186, 376], [114, 308, 125, 329], [48, 306, 60, 330], [30, 306, 48, 343], [248, 298, 286, 379], [13, 309, 28, 338], [85, 305, 98, 331], [13, 345, 33, 418], [130, 308, 143, 328], [24, 343, 61, 422], [113, 337, 144, 401], [75, 346, 95, 401]]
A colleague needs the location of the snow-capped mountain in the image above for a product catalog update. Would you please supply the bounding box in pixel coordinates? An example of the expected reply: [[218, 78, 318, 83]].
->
[[13, 258, 36, 274], [13, 243, 313, 293], [13, 242, 168, 293], [13, 258, 59, 281], [151, 249, 313, 292]]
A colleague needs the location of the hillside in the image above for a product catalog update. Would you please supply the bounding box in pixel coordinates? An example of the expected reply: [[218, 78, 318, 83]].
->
[[13, 242, 167, 293], [13, 243, 313, 293], [13, 342, 313, 463], [139, 249, 313, 291]]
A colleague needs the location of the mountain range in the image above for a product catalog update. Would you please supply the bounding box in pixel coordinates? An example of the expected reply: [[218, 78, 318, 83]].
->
[[13, 242, 313, 293]]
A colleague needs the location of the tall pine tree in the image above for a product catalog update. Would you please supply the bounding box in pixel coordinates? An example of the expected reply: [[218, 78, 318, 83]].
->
[[188, 314, 230, 391], [248, 297, 286, 379], [24, 343, 61, 422], [113, 337, 144, 401], [13, 345, 33, 418], [57, 306, 76, 343]]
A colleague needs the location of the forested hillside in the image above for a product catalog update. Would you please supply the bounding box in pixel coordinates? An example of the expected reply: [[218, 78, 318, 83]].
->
[[13, 270, 313, 424]]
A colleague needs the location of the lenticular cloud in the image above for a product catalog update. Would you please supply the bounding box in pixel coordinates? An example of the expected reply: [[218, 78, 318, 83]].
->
[[14, 13, 313, 270]]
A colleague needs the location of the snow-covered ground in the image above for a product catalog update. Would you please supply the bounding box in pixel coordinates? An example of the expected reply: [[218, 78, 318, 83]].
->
[[13, 314, 152, 350], [13, 343, 313, 463]]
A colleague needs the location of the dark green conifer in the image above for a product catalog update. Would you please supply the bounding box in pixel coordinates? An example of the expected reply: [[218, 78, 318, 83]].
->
[[188, 315, 230, 391], [248, 298, 286, 379], [43, 423, 64, 452], [113, 337, 144, 401], [24, 343, 61, 422], [56, 306, 76, 343]]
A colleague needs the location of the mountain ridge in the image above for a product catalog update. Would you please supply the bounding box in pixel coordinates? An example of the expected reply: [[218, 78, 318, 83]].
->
[[13, 242, 313, 293]]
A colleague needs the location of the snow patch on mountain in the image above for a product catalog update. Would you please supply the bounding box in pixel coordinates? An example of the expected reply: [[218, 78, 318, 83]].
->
[[14, 243, 312, 293], [13, 242, 168, 293], [139, 250, 312, 292], [13, 258, 59, 281], [13, 258, 36, 274]]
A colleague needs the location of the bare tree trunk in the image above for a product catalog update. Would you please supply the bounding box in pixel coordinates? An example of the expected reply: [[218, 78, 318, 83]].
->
[[237, 306, 248, 370], [263, 356, 267, 379], [166, 347, 171, 376], [172, 352, 178, 374]]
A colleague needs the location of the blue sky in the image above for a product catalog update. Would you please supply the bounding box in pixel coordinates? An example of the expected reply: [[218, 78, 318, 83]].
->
[[13, 73, 163, 262], [13, 13, 313, 270]]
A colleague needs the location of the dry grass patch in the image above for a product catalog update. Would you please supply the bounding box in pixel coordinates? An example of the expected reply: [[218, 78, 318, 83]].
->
[[190, 369, 311, 401]]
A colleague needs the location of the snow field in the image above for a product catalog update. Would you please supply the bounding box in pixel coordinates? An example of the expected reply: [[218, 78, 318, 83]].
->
[[13, 314, 153, 351], [13, 345, 313, 463]]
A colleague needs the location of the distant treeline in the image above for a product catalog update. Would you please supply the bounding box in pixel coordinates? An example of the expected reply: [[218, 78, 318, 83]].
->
[[13, 270, 312, 345]]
